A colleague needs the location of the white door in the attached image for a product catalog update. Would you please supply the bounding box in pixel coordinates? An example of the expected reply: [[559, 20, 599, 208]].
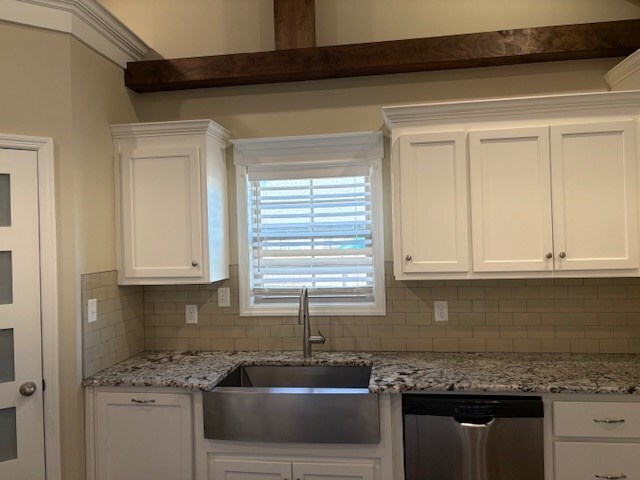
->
[[469, 127, 554, 272], [120, 146, 203, 279], [211, 458, 291, 480], [292, 461, 375, 480], [398, 131, 469, 273], [550, 121, 638, 271], [0, 148, 45, 479]]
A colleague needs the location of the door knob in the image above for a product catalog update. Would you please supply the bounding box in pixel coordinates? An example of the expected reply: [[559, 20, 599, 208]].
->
[[19, 381, 37, 397]]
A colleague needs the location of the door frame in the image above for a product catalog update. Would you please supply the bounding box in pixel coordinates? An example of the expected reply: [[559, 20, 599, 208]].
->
[[0, 134, 60, 480]]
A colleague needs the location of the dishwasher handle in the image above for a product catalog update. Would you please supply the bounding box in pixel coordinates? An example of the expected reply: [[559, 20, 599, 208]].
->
[[455, 416, 495, 427]]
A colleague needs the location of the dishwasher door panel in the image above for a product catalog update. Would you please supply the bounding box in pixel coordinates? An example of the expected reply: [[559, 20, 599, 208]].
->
[[404, 414, 544, 480]]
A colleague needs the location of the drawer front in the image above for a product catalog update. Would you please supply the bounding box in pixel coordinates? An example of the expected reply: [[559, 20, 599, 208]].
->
[[555, 442, 640, 480], [554, 402, 640, 438]]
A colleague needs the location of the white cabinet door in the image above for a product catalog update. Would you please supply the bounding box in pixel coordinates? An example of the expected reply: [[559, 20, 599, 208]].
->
[[469, 127, 554, 272], [398, 131, 469, 273], [555, 442, 640, 480], [120, 146, 203, 280], [95, 391, 193, 480], [551, 121, 638, 271], [211, 459, 291, 480], [292, 461, 375, 480]]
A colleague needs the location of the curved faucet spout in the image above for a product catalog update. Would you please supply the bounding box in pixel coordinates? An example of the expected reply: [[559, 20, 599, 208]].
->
[[298, 287, 325, 357]]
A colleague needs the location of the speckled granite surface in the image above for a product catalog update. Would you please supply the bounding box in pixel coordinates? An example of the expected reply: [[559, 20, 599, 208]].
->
[[82, 350, 640, 395]]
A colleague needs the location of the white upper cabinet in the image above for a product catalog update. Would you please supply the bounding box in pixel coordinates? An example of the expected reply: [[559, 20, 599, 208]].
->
[[469, 127, 553, 272], [384, 91, 640, 280], [112, 120, 230, 285], [398, 132, 469, 274], [550, 121, 638, 271]]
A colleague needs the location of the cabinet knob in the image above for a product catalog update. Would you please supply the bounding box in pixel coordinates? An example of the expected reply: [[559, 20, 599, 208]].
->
[[559, 252, 566, 258], [546, 252, 553, 259], [191, 261, 199, 267], [405, 254, 412, 261]]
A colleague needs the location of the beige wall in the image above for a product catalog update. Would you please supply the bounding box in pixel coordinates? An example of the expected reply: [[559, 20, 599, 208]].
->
[[97, 0, 640, 58], [0, 21, 138, 480]]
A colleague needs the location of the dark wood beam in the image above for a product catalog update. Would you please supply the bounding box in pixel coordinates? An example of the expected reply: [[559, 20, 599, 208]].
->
[[274, 0, 316, 50], [125, 19, 640, 93]]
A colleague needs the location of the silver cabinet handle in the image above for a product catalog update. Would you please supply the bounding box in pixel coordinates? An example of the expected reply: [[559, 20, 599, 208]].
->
[[131, 399, 156, 404], [559, 251, 566, 258], [595, 474, 627, 479], [191, 261, 199, 267], [405, 254, 412, 261], [594, 418, 625, 424], [19, 381, 37, 397], [546, 252, 553, 259]]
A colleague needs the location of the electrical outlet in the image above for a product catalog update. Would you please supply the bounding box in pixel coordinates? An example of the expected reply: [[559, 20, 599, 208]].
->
[[185, 304, 198, 324], [88, 298, 98, 323], [434, 301, 448, 322], [218, 287, 230, 308]]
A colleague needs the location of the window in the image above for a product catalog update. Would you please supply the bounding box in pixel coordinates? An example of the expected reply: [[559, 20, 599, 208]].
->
[[234, 132, 385, 316]]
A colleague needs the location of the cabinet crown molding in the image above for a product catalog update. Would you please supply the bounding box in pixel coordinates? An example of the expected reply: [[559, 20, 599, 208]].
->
[[605, 49, 640, 89], [110, 120, 231, 144], [383, 91, 640, 128], [1, 0, 148, 68]]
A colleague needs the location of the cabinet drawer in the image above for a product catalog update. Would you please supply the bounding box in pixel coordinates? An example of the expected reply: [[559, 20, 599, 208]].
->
[[554, 402, 640, 438], [555, 442, 640, 480]]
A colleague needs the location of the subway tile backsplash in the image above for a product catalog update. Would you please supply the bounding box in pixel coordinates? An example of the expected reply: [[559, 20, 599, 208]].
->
[[142, 263, 640, 354], [81, 271, 144, 376]]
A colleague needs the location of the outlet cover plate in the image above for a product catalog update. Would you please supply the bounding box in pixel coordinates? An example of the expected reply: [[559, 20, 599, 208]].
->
[[88, 298, 97, 323], [185, 304, 198, 324], [434, 301, 448, 322], [218, 287, 230, 308]]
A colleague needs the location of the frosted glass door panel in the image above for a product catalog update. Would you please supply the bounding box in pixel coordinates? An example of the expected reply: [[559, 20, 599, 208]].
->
[[469, 127, 553, 272], [0, 407, 17, 463], [551, 121, 638, 271], [0, 174, 9, 226], [0, 252, 11, 305], [398, 132, 469, 273], [0, 330, 14, 384]]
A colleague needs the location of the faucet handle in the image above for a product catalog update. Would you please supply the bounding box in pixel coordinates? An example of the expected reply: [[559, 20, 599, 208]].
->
[[309, 330, 326, 345]]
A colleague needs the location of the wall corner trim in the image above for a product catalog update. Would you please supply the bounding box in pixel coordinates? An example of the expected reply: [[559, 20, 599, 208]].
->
[[0, 0, 149, 68], [605, 49, 640, 89]]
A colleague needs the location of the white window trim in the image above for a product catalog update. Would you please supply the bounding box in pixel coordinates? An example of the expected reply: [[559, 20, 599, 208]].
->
[[234, 131, 386, 317]]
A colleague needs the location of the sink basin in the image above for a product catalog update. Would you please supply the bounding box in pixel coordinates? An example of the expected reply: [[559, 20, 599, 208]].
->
[[216, 365, 373, 388], [203, 365, 379, 444]]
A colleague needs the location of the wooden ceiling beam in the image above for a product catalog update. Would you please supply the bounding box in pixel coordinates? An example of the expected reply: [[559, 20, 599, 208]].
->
[[125, 19, 640, 93], [274, 0, 316, 50]]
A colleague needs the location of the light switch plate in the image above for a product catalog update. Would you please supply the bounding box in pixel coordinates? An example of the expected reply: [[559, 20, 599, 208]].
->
[[88, 298, 97, 323], [218, 287, 230, 308], [434, 301, 448, 322], [185, 304, 198, 324]]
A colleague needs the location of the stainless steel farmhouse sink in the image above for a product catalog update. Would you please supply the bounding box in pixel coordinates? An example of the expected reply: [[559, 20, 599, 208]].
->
[[203, 365, 380, 444]]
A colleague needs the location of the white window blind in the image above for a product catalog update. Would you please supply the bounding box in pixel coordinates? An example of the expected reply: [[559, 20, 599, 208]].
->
[[247, 164, 375, 305]]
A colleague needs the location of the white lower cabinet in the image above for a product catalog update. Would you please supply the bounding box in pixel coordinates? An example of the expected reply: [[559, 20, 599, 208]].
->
[[554, 401, 640, 480], [93, 390, 193, 480], [211, 458, 375, 480]]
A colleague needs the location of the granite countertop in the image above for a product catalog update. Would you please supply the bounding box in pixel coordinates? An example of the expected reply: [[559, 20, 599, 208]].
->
[[82, 350, 640, 395]]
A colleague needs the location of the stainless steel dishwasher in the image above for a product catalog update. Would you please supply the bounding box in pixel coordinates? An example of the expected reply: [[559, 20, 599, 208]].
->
[[403, 394, 544, 480]]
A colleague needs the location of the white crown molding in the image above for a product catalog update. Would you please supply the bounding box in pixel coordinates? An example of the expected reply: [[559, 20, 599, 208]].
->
[[383, 90, 640, 128], [604, 49, 640, 89], [233, 131, 384, 165], [0, 0, 148, 68], [110, 120, 231, 144]]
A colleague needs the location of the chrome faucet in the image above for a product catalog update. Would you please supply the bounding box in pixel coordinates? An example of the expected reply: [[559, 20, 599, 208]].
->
[[298, 287, 325, 358]]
